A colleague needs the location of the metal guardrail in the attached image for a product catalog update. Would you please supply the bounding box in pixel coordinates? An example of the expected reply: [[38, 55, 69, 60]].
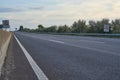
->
[[20, 31, 120, 38], [46, 33, 120, 37]]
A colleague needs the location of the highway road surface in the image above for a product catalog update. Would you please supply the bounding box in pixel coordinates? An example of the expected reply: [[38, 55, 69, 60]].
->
[[14, 32, 120, 80]]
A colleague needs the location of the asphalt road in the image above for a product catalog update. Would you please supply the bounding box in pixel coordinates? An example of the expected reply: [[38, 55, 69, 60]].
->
[[14, 32, 120, 80], [1, 35, 38, 80]]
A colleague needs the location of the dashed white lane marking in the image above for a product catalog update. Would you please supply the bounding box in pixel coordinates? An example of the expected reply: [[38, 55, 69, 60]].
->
[[48, 39, 119, 56], [49, 39, 65, 44], [78, 40, 105, 44], [63, 43, 120, 56], [14, 35, 48, 80]]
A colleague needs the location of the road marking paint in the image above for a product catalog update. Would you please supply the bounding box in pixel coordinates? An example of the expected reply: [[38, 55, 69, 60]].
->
[[15, 33, 119, 56], [49, 39, 65, 44], [78, 40, 105, 44], [64, 43, 120, 56], [14, 35, 48, 80]]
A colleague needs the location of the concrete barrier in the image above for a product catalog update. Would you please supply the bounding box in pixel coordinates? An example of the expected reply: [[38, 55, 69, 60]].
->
[[0, 30, 12, 76]]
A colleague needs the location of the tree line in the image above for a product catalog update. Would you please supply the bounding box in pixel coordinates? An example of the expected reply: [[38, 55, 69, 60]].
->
[[19, 19, 120, 33]]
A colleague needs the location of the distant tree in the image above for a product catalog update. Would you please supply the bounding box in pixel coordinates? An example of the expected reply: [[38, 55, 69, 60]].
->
[[71, 21, 78, 32], [18, 18, 120, 33], [77, 20, 87, 33], [88, 20, 97, 33], [45, 25, 57, 32], [96, 19, 110, 33], [19, 25, 24, 31], [23, 28, 30, 32], [57, 25, 71, 33], [38, 24, 44, 32], [71, 20, 87, 33], [111, 19, 120, 33]]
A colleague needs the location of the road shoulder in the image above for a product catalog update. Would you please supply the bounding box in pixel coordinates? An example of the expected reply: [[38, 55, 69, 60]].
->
[[0, 35, 38, 80]]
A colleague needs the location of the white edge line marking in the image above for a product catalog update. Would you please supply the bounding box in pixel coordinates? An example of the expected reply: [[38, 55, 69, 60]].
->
[[14, 34, 48, 80], [49, 39, 65, 44]]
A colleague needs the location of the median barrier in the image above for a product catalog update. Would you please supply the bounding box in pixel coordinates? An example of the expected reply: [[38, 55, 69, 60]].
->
[[0, 30, 12, 76]]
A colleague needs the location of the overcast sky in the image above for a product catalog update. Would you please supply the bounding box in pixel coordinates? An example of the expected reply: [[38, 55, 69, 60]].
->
[[0, 0, 120, 29]]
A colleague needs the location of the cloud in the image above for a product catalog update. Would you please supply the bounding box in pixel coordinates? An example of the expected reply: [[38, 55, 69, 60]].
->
[[29, 6, 45, 10], [0, 8, 22, 13], [52, 0, 120, 20], [1, 0, 120, 29]]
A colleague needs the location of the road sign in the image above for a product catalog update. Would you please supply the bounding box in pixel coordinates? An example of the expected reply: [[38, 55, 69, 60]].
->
[[104, 24, 109, 32], [2, 20, 10, 28], [0, 24, 3, 29]]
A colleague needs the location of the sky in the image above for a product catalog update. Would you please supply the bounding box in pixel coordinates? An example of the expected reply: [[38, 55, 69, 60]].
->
[[0, 0, 120, 30]]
